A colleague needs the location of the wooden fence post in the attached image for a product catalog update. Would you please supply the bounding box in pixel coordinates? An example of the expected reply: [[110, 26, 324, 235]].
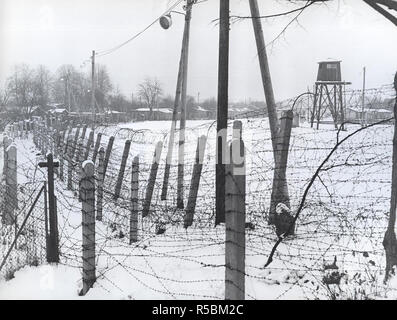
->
[[92, 133, 102, 163], [80, 161, 96, 296], [18, 121, 21, 138], [114, 140, 131, 200], [96, 147, 105, 221], [81, 124, 88, 141], [43, 125, 49, 155], [130, 156, 139, 244], [67, 126, 80, 190], [225, 120, 245, 300], [103, 136, 114, 176], [39, 153, 60, 263], [85, 130, 94, 160], [41, 125, 46, 155], [4, 144, 17, 225], [58, 131, 65, 180], [19, 122, 23, 138], [33, 121, 37, 146], [184, 135, 207, 228], [71, 126, 81, 160], [142, 141, 163, 217], [2, 136, 11, 178], [67, 134, 74, 190], [53, 130, 60, 176]]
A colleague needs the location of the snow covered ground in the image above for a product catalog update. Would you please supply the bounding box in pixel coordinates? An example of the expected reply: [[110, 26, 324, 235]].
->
[[1, 118, 397, 300]]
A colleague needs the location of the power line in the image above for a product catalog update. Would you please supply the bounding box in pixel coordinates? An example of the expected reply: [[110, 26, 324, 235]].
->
[[95, 0, 185, 58]]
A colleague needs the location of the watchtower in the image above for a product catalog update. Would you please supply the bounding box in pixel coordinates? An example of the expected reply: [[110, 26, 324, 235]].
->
[[311, 60, 351, 130]]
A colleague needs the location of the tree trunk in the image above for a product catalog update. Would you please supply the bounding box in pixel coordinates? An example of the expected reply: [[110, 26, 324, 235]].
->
[[383, 71, 397, 282]]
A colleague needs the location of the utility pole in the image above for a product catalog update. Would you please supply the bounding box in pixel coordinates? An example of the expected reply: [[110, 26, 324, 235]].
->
[[91, 50, 96, 128], [161, 0, 194, 201], [215, 0, 230, 225], [362, 66, 366, 127], [249, 0, 279, 154], [177, 0, 194, 209]]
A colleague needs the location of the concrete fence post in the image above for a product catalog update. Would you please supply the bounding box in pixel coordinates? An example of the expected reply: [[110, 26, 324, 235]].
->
[[80, 160, 96, 296], [4, 144, 17, 225], [225, 120, 246, 300], [130, 156, 139, 244], [96, 147, 105, 221]]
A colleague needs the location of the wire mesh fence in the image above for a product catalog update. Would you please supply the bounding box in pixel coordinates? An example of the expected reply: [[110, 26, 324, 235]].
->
[[0, 181, 47, 281]]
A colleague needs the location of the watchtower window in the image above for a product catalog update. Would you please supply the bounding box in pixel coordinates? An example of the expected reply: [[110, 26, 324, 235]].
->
[[327, 64, 337, 69]]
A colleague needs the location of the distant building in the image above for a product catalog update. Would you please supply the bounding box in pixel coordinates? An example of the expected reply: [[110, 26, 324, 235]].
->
[[189, 106, 215, 120], [345, 106, 393, 124], [131, 108, 173, 121]]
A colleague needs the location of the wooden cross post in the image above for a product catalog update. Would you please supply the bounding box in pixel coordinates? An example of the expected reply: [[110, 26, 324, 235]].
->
[[39, 153, 60, 263]]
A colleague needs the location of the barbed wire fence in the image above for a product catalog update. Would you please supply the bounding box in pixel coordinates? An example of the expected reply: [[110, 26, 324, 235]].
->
[[1, 83, 397, 299]]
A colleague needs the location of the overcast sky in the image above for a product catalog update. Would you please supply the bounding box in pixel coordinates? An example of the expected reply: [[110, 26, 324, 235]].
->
[[1, 0, 396, 102]]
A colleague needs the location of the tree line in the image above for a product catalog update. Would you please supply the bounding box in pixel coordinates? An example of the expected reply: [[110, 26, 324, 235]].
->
[[0, 63, 222, 118]]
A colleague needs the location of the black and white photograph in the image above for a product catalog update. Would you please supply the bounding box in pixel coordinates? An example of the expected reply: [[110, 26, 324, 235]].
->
[[0, 0, 397, 304]]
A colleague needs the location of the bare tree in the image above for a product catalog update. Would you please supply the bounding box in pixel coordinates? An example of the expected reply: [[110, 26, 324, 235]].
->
[[0, 86, 10, 111], [96, 64, 113, 97], [33, 65, 52, 108], [53, 64, 89, 112], [137, 78, 163, 120], [7, 64, 35, 117]]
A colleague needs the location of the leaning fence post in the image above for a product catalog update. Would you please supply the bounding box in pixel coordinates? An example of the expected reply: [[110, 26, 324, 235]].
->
[[81, 124, 88, 141], [2, 136, 11, 178], [80, 161, 96, 296], [19, 121, 23, 138], [130, 156, 139, 244], [67, 134, 74, 190], [184, 135, 207, 228], [225, 120, 246, 300], [103, 136, 114, 176], [96, 147, 105, 221], [76, 138, 84, 198], [92, 133, 102, 163], [4, 144, 17, 225], [59, 131, 65, 180], [71, 125, 81, 161], [142, 141, 163, 217], [114, 140, 131, 200], [84, 130, 94, 160], [33, 121, 37, 146]]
